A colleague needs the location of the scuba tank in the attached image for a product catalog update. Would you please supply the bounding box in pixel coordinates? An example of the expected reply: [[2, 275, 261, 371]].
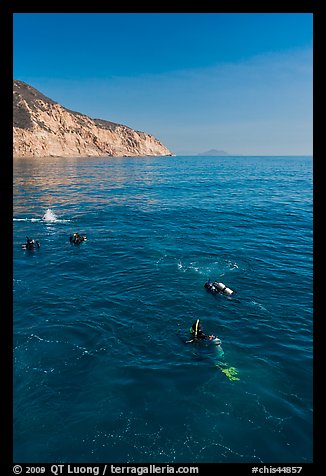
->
[[214, 282, 234, 296]]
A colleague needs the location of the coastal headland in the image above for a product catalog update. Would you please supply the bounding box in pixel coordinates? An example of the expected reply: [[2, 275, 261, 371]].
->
[[13, 80, 172, 158]]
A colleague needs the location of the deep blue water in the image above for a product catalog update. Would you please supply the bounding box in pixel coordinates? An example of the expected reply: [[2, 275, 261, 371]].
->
[[13, 155, 313, 464]]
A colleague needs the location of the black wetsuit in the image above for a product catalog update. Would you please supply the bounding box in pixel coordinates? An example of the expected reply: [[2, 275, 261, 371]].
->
[[70, 233, 86, 244], [190, 330, 207, 340], [188, 321, 208, 342], [24, 238, 40, 250]]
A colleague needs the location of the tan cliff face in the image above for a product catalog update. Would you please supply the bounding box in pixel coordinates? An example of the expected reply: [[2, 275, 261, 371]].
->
[[13, 80, 173, 158]]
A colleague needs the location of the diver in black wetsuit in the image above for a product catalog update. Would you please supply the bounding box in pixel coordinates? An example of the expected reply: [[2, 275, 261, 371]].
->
[[187, 319, 221, 345], [22, 236, 40, 250], [204, 279, 234, 296], [69, 233, 87, 244]]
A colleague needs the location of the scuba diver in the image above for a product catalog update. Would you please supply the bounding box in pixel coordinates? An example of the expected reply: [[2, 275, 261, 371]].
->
[[187, 319, 239, 380], [21, 236, 40, 250], [204, 278, 234, 296], [187, 319, 222, 345], [69, 233, 87, 244]]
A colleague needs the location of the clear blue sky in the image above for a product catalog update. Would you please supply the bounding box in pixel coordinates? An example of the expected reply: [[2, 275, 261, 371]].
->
[[13, 13, 313, 155]]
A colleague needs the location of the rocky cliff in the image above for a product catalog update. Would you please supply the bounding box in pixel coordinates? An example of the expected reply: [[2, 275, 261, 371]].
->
[[13, 80, 172, 158]]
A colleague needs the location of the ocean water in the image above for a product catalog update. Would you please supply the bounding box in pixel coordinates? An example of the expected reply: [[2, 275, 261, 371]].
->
[[13, 155, 313, 464]]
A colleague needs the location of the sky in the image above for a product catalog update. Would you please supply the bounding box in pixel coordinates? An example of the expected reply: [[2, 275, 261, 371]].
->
[[13, 13, 313, 156]]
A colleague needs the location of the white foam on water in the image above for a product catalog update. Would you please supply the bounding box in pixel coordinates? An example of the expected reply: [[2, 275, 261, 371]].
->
[[250, 300, 267, 311], [13, 218, 41, 222], [42, 209, 58, 222], [14, 208, 70, 223], [42, 208, 71, 223]]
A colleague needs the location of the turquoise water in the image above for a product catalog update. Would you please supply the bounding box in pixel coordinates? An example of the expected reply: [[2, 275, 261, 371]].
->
[[13, 155, 313, 463]]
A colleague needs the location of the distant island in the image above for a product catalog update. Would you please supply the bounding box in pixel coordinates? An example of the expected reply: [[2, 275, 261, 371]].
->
[[197, 149, 230, 156], [13, 80, 172, 159]]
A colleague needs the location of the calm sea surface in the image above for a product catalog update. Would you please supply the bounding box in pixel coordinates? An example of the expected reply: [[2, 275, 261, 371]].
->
[[13, 155, 313, 463]]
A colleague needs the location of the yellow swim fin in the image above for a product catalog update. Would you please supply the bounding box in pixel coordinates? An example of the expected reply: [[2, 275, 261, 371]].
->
[[216, 364, 240, 381]]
